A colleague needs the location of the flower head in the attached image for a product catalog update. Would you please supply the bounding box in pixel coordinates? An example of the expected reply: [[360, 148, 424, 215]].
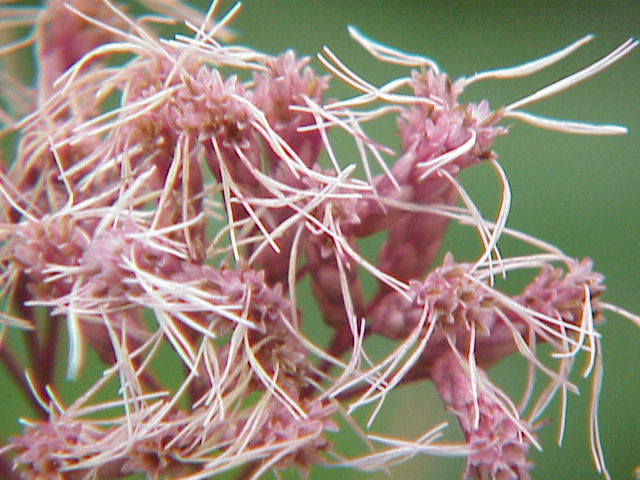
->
[[0, 2, 637, 479]]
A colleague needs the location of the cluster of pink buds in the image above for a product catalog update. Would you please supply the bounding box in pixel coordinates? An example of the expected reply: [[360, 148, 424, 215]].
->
[[0, 1, 638, 479]]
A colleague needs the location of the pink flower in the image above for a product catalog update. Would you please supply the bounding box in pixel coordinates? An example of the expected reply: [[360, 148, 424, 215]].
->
[[0, 2, 637, 479]]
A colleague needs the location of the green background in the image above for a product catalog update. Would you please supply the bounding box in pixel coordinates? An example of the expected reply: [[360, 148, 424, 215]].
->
[[1, 1, 638, 479]]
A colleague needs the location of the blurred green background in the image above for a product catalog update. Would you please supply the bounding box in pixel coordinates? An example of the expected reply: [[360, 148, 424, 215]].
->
[[1, 1, 638, 479]]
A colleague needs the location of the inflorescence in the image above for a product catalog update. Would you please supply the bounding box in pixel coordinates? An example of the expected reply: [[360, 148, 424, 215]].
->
[[0, 1, 638, 479]]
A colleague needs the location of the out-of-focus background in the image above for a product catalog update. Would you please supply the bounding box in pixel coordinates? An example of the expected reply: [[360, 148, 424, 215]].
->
[[1, 1, 638, 479]]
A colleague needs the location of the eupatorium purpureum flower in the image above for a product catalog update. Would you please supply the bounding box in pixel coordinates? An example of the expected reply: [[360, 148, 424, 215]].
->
[[0, 1, 638, 479]]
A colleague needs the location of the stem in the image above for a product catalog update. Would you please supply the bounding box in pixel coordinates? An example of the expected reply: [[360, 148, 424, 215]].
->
[[12, 279, 43, 382], [235, 460, 260, 480], [39, 315, 60, 386], [0, 452, 20, 480], [139, 370, 162, 393]]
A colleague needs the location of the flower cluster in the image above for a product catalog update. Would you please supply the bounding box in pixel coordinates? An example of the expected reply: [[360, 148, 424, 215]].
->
[[0, 1, 637, 479]]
